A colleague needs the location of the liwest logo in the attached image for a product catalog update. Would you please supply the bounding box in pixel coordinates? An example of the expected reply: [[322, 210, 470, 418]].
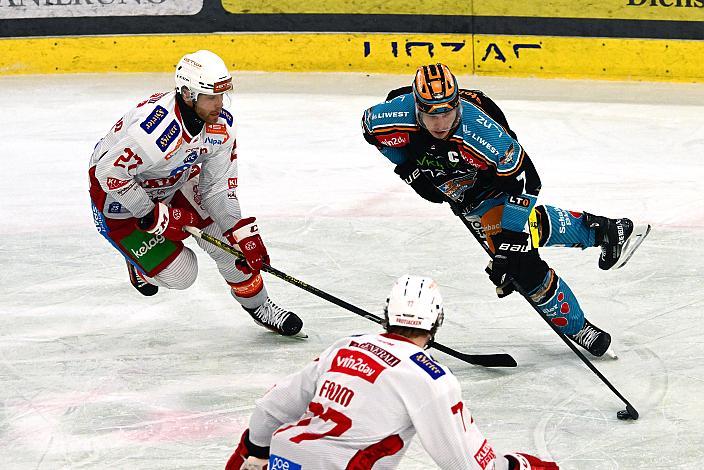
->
[[131, 234, 166, 258], [410, 352, 445, 380], [329, 348, 384, 383], [140, 105, 168, 134], [157, 120, 180, 152], [371, 111, 410, 119]]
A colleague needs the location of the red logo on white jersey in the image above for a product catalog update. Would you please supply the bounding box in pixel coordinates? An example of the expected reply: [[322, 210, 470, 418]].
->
[[113, 148, 143, 171], [228, 178, 238, 189], [459, 146, 488, 170], [329, 348, 384, 384], [206, 123, 228, 135], [376, 131, 409, 148], [106, 177, 130, 190], [113, 118, 123, 133], [474, 439, 496, 469]]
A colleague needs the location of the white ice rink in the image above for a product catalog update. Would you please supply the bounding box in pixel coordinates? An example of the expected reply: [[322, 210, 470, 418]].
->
[[2, 71, 704, 469]]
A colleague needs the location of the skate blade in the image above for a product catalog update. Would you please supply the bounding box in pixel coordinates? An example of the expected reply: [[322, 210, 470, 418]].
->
[[291, 330, 308, 340], [611, 224, 651, 270], [605, 347, 618, 360]]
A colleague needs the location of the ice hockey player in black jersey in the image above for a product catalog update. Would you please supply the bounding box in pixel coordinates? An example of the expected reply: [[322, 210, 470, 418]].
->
[[362, 63, 650, 356]]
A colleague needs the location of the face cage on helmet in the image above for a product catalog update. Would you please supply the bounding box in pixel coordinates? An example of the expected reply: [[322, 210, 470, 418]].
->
[[416, 105, 462, 135]]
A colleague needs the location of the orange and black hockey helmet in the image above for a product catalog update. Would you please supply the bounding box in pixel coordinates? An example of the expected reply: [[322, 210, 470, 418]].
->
[[412, 63, 460, 115]]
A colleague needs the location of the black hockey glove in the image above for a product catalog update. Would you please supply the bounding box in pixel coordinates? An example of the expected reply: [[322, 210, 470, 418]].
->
[[485, 260, 515, 298], [394, 161, 445, 204], [489, 230, 530, 290]]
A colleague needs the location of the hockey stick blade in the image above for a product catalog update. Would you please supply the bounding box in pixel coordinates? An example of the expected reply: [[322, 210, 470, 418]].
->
[[183, 226, 517, 368], [431, 341, 517, 367]]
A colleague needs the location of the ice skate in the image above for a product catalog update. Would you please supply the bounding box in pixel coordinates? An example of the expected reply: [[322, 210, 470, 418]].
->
[[245, 298, 306, 338], [126, 261, 158, 296], [584, 213, 651, 270], [568, 318, 612, 357]]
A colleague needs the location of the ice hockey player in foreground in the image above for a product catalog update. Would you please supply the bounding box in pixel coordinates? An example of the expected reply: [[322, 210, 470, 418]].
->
[[226, 275, 559, 470], [88, 49, 303, 337], [362, 64, 650, 357]]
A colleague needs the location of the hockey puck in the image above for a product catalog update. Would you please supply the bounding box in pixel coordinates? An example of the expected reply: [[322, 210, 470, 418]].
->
[[616, 405, 639, 421]]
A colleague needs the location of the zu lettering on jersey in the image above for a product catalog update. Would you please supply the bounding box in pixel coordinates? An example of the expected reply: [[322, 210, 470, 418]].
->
[[329, 348, 384, 383]]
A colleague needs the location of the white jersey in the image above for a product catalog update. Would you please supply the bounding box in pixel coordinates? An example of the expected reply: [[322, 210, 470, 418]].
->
[[248, 333, 510, 470], [89, 90, 241, 231]]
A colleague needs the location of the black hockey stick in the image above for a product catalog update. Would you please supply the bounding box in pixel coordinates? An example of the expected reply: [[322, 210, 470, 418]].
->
[[184, 225, 517, 368], [456, 214, 639, 419]]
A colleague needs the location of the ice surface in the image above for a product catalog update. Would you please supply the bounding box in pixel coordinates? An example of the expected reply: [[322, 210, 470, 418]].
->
[[1, 71, 703, 469]]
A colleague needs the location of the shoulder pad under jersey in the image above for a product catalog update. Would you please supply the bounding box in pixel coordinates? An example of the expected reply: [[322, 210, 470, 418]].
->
[[363, 93, 418, 135], [219, 108, 234, 127], [452, 100, 522, 173], [128, 92, 183, 162]]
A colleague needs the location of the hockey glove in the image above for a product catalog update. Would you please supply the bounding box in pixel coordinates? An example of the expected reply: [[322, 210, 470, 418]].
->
[[224, 217, 270, 274], [489, 229, 530, 287], [137, 202, 197, 241], [225, 429, 270, 470], [485, 260, 515, 298], [394, 161, 445, 204], [505, 452, 559, 470]]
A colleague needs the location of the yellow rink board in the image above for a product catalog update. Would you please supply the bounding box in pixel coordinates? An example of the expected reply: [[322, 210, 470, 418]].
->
[[474, 35, 704, 81], [474, 0, 704, 21], [1, 33, 703, 82], [0, 33, 471, 75], [221, 0, 471, 15], [221, 0, 704, 20]]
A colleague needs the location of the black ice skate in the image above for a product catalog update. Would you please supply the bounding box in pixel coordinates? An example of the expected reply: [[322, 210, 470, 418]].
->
[[126, 261, 158, 296], [245, 298, 306, 338], [584, 213, 651, 270], [568, 318, 611, 357]]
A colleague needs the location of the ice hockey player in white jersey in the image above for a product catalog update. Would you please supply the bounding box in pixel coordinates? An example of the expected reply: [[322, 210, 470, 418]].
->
[[88, 49, 303, 337], [226, 275, 559, 470]]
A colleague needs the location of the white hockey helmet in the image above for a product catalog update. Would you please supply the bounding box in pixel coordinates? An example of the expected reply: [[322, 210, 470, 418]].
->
[[385, 275, 444, 331], [174, 50, 233, 101]]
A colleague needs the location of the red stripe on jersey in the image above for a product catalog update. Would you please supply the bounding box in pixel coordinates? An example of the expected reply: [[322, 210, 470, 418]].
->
[[345, 434, 404, 470]]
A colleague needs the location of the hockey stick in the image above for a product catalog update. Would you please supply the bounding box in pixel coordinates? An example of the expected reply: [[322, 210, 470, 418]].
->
[[456, 214, 639, 419], [184, 225, 517, 368]]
